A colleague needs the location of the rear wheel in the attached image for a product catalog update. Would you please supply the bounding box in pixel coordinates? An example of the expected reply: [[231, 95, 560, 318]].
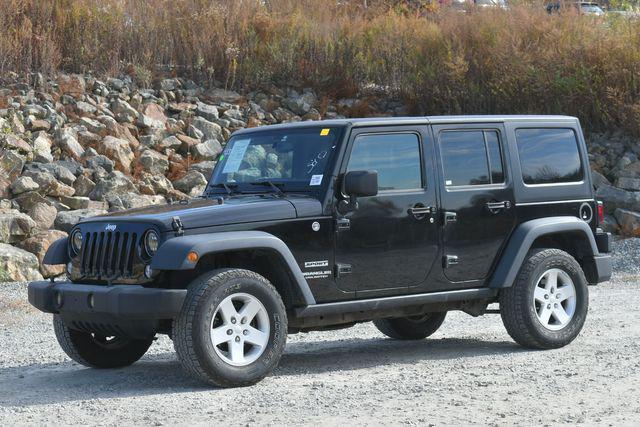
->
[[373, 312, 447, 340], [53, 315, 153, 368], [500, 248, 589, 349], [173, 268, 287, 387]]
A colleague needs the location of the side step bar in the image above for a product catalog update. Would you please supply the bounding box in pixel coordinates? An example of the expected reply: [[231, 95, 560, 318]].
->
[[295, 288, 498, 318]]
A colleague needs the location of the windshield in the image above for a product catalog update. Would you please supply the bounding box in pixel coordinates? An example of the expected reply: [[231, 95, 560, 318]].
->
[[207, 126, 342, 194]]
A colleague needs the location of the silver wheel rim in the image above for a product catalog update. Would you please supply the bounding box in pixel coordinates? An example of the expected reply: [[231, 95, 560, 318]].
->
[[533, 268, 577, 331], [210, 293, 270, 367]]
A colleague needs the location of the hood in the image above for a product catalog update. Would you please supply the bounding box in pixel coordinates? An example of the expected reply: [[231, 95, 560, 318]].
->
[[80, 195, 323, 232]]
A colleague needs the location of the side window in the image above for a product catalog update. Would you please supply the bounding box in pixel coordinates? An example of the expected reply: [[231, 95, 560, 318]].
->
[[439, 130, 505, 187], [516, 128, 583, 185], [347, 133, 422, 191]]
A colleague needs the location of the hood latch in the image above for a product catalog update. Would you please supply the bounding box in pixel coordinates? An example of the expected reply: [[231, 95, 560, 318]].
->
[[171, 216, 184, 237]]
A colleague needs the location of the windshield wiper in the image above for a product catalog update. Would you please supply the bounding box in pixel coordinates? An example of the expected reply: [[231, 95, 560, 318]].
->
[[248, 181, 286, 197], [205, 182, 239, 197]]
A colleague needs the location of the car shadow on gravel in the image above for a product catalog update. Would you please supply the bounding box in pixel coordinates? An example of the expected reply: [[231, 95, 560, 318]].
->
[[276, 336, 528, 376], [0, 337, 528, 406]]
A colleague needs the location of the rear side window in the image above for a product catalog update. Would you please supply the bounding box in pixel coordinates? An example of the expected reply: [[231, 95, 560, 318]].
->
[[439, 130, 505, 187], [516, 128, 583, 185], [347, 133, 422, 191]]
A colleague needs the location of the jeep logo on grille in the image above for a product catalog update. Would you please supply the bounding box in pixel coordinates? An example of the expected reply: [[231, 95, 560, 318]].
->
[[105, 224, 117, 232]]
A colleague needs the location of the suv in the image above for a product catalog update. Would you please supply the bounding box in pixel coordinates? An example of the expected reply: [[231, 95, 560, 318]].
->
[[28, 116, 612, 387]]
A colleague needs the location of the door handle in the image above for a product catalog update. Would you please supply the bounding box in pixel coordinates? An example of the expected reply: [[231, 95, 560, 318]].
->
[[408, 204, 434, 220], [486, 201, 511, 213]]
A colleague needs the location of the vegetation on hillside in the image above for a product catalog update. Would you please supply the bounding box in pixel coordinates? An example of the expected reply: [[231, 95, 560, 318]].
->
[[1, 0, 640, 134]]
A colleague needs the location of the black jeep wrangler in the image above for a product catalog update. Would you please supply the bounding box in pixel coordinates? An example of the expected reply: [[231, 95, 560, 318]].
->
[[28, 116, 612, 387]]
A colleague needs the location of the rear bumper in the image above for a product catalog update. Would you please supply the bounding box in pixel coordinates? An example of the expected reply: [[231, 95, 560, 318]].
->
[[28, 281, 187, 338]]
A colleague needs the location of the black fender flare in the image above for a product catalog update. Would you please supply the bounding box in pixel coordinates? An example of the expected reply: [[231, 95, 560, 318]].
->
[[43, 237, 69, 265], [489, 216, 600, 288], [150, 231, 316, 305]]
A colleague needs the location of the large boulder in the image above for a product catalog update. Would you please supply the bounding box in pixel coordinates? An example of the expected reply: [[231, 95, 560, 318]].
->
[[191, 117, 223, 142], [139, 149, 169, 175], [284, 89, 317, 115], [98, 136, 134, 172], [88, 170, 137, 201], [138, 173, 173, 196], [0, 243, 43, 282], [616, 176, 640, 192], [189, 161, 216, 180], [192, 140, 222, 161], [10, 176, 39, 196], [596, 184, 640, 213], [56, 74, 85, 98], [173, 171, 207, 196], [27, 202, 57, 230], [32, 132, 54, 163], [1, 134, 32, 154], [196, 102, 219, 121], [58, 129, 85, 159], [73, 174, 96, 197], [22, 169, 75, 198], [54, 208, 108, 232], [111, 99, 138, 123], [0, 210, 36, 243], [19, 230, 68, 278], [614, 208, 640, 237], [1, 149, 26, 181]]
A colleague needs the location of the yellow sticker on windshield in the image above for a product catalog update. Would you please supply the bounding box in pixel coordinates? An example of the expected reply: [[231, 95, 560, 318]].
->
[[320, 128, 330, 136]]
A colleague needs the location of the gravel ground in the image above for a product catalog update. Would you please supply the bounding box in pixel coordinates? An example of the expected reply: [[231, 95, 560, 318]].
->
[[1, 240, 639, 426]]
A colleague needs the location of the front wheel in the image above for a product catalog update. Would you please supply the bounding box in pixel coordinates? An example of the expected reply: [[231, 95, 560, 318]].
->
[[173, 269, 287, 387], [500, 248, 589, 349], [53, 315, 153, 368], [373, 312, 447, 340]]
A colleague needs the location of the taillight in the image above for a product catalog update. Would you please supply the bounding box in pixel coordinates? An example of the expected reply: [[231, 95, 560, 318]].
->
[[597, 201, 605, 224]]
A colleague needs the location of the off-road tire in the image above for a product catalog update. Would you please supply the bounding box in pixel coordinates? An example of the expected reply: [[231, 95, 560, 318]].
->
[[53, 315, 153, 368], [173, 268, 287, 387], [500, 248, 589, 349], [373, 312, 447, 340]]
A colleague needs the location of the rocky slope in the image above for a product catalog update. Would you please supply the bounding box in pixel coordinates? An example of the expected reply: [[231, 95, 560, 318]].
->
[[0, 73, 639, 281]]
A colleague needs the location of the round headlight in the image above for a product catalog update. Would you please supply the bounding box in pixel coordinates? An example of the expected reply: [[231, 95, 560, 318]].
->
[[144, 230, 159, 257], [70, 230, 83, 256]]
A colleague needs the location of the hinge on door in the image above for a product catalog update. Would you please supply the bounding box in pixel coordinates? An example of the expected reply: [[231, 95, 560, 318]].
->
[[335, 263, 352, 277], [444, 255, 459, 268], [335, 218, 350, 232]]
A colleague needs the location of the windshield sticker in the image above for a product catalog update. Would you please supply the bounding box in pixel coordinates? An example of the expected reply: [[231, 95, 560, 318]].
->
[[320, 128, 330, 136], [222, 139, 251, 173], [310, 174, 323, 186]]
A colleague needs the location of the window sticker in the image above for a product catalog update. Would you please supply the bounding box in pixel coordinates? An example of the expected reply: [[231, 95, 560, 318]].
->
[[446, 179, 453, 186], [222, 139, 251, 173], [320, 128, 330, 136], [310, 174, 323, 186]]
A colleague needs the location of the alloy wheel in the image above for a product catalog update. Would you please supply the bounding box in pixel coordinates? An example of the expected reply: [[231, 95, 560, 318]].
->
[[210, 293, 270, 366], [532, 268, 577, 331]]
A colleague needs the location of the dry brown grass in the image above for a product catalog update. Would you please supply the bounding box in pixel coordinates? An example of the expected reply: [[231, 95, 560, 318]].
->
[[1, 1, 640, 134]]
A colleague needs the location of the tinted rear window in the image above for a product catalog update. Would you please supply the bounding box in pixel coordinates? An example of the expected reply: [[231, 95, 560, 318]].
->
[[516, 128, 583, 185], [439, 130, 504, 186]]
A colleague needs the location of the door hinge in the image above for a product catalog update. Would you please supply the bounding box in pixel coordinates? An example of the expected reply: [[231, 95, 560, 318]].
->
[[335, 263, 352, 277], [444, 255, 459, 268], [335, 218, 350, 232]]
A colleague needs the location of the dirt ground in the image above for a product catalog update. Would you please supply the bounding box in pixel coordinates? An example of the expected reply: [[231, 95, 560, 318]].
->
[[1, 269, 639, 425]]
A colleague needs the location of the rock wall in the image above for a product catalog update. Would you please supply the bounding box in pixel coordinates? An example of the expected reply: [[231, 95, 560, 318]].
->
[[0, 73, 638, 281]]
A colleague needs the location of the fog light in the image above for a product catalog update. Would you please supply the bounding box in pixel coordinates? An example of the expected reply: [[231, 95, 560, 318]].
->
[[66, 262, 73, 276], [144, 265, 153, 279]]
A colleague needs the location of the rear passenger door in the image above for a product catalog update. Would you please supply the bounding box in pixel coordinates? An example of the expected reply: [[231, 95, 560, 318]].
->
[[433, 124, 516, 283]]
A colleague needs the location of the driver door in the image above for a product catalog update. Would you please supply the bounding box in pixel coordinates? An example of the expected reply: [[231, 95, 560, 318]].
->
[[334, 126, 440, 298]]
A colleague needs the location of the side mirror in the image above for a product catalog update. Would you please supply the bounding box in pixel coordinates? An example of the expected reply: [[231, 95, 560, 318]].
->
[[343, 170, 378, 198], [338, 170, 378, 214]]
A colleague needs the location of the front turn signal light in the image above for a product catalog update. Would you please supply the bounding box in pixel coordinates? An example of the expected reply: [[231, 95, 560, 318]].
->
[[187, 251, 199, 263]]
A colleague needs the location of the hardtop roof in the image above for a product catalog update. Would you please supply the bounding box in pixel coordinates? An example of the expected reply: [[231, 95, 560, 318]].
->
[[233, 115, 579, 135]]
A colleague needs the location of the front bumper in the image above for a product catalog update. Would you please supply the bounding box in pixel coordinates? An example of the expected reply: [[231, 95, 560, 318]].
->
[[28, 281, 187, 338]]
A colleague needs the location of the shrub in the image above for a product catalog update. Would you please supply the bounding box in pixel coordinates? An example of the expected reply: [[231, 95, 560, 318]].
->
[[1, 0, 640, 134]]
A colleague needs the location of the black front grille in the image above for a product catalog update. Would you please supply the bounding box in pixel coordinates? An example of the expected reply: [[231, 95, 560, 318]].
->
[[79, 231, 138, 279]]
